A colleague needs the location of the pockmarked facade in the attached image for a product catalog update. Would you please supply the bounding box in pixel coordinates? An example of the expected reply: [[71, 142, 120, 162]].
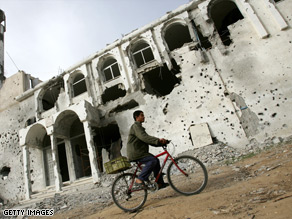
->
[[0, 0, 291, 202]]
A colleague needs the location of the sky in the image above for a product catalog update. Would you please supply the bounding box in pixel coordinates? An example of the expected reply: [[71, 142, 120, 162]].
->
[[0, 0, 189, 81]]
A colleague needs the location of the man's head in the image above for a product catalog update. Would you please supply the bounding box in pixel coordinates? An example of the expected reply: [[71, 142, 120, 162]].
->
[[133, 110, 145, 123]]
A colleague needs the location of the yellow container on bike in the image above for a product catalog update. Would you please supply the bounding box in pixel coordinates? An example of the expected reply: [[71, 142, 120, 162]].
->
[[104, 156, 131, 174]]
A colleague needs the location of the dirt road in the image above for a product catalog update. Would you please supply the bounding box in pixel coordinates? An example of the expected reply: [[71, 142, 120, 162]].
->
[[52, 143, 292, 219]]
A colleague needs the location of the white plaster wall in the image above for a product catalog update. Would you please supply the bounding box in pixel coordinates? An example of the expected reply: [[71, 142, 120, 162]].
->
[[0, 95, 35, 201]]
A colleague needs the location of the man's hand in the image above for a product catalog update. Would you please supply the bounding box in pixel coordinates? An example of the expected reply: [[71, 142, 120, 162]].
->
[[159, 138, 168, 145]]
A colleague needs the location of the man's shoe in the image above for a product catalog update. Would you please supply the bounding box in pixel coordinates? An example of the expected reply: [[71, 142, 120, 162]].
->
[[134, 182, 148, 190], [158, 182, 169, 190]]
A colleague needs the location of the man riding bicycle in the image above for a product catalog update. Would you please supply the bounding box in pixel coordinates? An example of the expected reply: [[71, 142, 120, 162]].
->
[[127, 110, 169, 189]]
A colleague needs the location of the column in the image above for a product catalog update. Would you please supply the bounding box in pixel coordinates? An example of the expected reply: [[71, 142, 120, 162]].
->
[[83, 120, 100, 183], [22, 145, 32, 200], [50, 134, 62, 192], [238, 0, 269, 38], [262, 0, 288, 30], [64, 138, 76, 182]]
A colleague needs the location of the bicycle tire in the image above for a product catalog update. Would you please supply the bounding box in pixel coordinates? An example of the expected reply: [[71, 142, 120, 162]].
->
[[111, 173, 148, 212], [167, 155, 208, 195]]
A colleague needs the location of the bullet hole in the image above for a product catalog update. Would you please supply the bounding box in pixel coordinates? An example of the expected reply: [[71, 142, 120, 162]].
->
[[264, 121, 271, 126], [190, 75, 193, 78], [271, 113, 277, 118], [264, 108, 267, 111], [200, 73, 203, 76], [258, 112, 264, 116], [0, 166, 11, 180], [276, 104, 280, 107]]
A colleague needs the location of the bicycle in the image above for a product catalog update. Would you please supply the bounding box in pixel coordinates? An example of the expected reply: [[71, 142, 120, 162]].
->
[[111, 141, 208, 212]]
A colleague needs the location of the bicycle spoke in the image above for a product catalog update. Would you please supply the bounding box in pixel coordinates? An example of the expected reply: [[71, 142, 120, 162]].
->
[[167, 156, 208, 195], [111, 173, 147, 212]]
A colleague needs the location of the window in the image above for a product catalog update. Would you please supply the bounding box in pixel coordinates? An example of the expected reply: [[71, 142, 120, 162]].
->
[[209, 0, 244, 46], [72, 73, 87, 97], [41, 79, 64, 111], [102, 58, 121, 82], [164, 23, 193, 51], [132, 42, 154, 68]]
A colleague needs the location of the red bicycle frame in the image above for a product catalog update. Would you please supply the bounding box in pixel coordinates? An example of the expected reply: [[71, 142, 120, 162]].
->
[[154, 146, 189, 182], [129, 146, 188, 191]]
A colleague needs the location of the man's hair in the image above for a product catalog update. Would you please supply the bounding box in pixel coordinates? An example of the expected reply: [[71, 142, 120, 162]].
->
[[133, 110, 143, 121]]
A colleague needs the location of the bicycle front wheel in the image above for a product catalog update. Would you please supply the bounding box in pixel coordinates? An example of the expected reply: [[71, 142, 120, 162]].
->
[[111, 173, 147, 212], [167, 155, 208, 195]]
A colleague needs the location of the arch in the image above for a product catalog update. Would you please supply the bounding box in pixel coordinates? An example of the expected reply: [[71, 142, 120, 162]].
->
[[25, 123, 54, 187], [54, 110, 92, 179], [38, 78, 64, 111], [101, 57, 121, 82], [131, 40, 154, 68], [208, 0, 244, 46], [163, 21, 193, 51], [25, 123, 47, 147], [71, 72, 87, 97]]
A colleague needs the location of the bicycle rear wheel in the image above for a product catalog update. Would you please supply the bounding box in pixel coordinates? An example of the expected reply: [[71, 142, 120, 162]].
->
[[111, 173, 147, 212], [167, 155, 208, 195]]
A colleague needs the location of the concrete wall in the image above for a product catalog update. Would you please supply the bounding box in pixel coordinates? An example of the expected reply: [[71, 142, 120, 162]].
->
[[0, 90, 35, 201], [0, 0, 291, 202]]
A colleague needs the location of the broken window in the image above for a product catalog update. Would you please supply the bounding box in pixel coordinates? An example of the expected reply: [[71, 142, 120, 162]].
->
[[209, 0, 244, 46], [94, 123, 122, 172], [102, 58, 121, 82], [57, 140, 70, 182], [43, 134, 54, 186], [132, 42, 154, 68], [101, 83, 126, 104], [41, 79, 64, 111], [142, 63, 180, 97], [70, 118, 92, 178], [164, 23, 193, 51], [72, 73, 87, 97]]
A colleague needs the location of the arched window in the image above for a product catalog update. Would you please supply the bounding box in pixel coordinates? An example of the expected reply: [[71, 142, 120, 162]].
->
[[164, 23, 193, 51], [72, 73, 87, 97], [41, 79, 64, 111], [102, 58, 121, 82], [132, 42, 154, 68], [209, 0, 244, 46]]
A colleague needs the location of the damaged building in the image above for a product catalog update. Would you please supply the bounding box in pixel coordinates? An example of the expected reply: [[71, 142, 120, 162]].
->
[[0, 0, 292, 203]]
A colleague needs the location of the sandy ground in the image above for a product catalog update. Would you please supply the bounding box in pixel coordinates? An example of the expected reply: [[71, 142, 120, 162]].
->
[[49, 143, 292, 219]]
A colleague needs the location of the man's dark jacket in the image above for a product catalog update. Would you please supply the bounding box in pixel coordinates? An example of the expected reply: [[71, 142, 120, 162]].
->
[[127, 121, 160, 161]]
